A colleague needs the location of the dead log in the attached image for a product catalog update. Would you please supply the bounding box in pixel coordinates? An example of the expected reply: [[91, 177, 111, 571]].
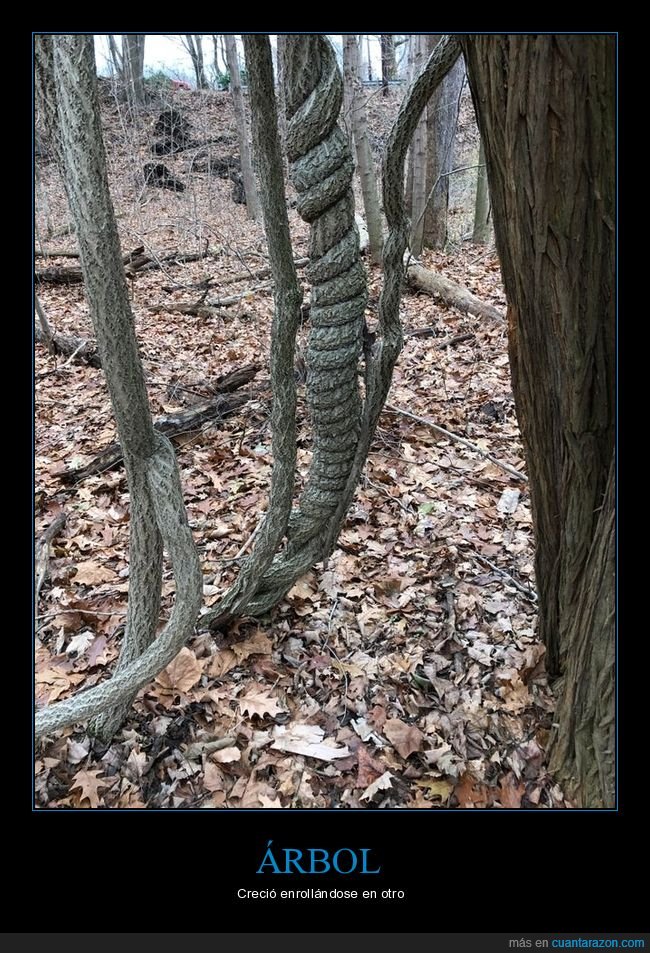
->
[[406, 262, 505, 323], [60, 367, 260, 484], [35, 326, 101, 368], [36, 246, 206, 284], [35, 248, 80, 259], [35, 265, 84, 285]]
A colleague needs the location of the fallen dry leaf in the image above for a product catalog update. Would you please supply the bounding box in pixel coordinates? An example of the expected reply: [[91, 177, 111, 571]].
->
[[384, 718, 423, 759], [454, 772, 492, 809], [360, 770, 394, 802], [208, 649, 238, 679], [239, 689, 285, 719], [70, 768, 111, 808], [232, 629, 273, 661], [415, 777, 454, 800], [356, 744, 386, 788], [271, 724, 350, 761], [498, 772, 525, 808], [73, 561, 117, 585], [211, 746, 241, 764], [155, 647, 202, 695]]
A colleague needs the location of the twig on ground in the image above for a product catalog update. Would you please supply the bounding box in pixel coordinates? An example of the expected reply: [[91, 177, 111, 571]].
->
[[35, 513, 67, 602], [473, 551, 538, 602], [384, 404, 528, 482]]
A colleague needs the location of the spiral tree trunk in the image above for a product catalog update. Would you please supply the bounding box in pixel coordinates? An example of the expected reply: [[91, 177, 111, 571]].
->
[[35, 33, 463, 739]]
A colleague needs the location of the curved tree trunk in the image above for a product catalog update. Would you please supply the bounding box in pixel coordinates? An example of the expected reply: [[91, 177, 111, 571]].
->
[[461, 35, 615, 807], [225, 34, 261, 221], [34, 35, 202, 741]]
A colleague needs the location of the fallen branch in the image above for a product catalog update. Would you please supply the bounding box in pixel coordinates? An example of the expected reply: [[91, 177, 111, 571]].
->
[[61, 367, 260, 484], [384, 403, 527, 482], [207, 282, 274, 307], [35, 512, 67, 601], [218, 257, 309, 285], [406, 261, 505, 323], [35, 248, 80, 258], [35, 246, 207, 283], [35, 325, 101, 368], [407, 329, 475, 347], [473, 551, 538, 602]]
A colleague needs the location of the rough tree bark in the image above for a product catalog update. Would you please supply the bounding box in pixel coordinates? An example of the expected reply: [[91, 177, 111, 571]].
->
[[461, 35, 615, 807], [122, 35, 145, 107], [472, 137, 490, 243], [343, 35, 384, 264], [422, 39, 464, 249], [107, 35, 122, 79], [380, 34, 396, 96], [225, 34, 261, 221], [34, 32, 463, 738], [34, 35, 202, 741], [409, 35, 429, 256], [200, 33, 302, 625], [275, 34, 289, 170]]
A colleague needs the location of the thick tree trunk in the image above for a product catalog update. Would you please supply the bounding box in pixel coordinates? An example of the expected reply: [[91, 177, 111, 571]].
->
[[472, 137, 490, 243], [422, 41, 464, 249], [461, 35, 615, 807], [122, 35, 145, 107], [225, 34, 261, 221], [342, 35, 384, 264]]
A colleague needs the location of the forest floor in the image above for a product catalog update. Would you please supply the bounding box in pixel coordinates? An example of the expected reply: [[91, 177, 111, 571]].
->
[[34, 83, 571, 809]]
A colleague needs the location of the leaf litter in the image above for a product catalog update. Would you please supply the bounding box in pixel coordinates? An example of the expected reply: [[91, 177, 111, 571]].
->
[[34, 83, 570, 809]]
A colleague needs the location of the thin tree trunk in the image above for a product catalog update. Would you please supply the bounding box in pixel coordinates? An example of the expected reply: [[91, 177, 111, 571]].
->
[[380, 34, 396, 96], [225, 34, 261, 221], [275, 34, 289, 169], [472, 137, 490, 243], [184, 34, 208, 89], [343, 35, 383, 264], [461, 35, 615, 807], [108, 35, 123, 79], [409, 35, 429, 255], [122, 34, 145, 107], [422, 40, 464, 249]]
